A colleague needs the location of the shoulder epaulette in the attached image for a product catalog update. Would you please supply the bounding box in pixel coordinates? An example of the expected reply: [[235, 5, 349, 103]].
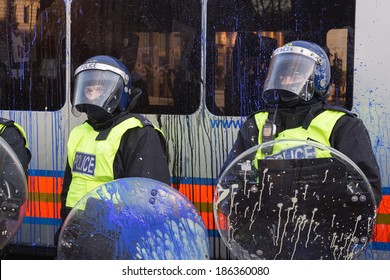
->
[[127, 113, 154, 127], [323, 104, 357, 117]]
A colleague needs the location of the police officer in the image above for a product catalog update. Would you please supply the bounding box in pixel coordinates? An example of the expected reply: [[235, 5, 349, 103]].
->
[[0, 118, 30, 255], [0, 117, 31, 177], [58, 55, 171, 233], [221, 40, 382, 206]]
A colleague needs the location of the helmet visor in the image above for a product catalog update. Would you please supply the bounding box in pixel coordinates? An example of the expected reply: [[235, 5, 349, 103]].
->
[[73, 70, 121, 113], [263, 52, 316, 99]]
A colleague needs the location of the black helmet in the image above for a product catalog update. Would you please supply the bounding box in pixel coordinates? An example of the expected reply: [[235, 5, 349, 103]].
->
[[72, 55, 135, 122], [262, 41, 331, 105]]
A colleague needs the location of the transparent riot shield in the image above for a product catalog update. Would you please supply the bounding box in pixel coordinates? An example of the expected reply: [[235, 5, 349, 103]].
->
[[57, 177, 210, 260], [214, 140, 376, 260], [0, 137, 28, 250]]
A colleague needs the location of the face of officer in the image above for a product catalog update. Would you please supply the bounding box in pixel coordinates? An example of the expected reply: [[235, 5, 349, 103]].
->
[[274, 73, 307, 105], [279, 73, 306, 86], [84, 84, 104, 101]]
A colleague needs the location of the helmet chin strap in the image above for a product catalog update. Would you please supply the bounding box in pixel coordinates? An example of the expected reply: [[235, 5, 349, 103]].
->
[[280, 94, 323, 108]]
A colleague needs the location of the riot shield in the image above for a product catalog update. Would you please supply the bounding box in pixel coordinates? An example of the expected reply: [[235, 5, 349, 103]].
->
[[57, 177, 210, 260], [214, 140, 376, 260], [0, 137, 28, 250]]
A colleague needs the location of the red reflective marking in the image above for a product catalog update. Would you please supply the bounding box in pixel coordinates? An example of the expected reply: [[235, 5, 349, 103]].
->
[[377, 195, 390, 215], [200, 211, 218, 230], [26, 177, 390, 240], [26, 201, 60, 219], [178, 184, 214, 203], [28, 176, 63, 194], [372, 224, 390, 243]]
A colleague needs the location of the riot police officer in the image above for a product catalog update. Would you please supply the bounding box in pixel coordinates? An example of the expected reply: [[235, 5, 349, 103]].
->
[[221, 40, 382, 206], [0, 118, 30, 255], [59, 55, 170, 230], [219, 40, 382, 260]]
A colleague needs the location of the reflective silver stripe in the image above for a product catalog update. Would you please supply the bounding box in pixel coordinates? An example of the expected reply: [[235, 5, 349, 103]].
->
[[272, 46, 323, 64], [74, 62, 129, 83]]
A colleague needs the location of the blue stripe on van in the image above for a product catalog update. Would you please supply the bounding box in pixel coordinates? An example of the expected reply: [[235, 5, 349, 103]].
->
[[368, 242, 390, 251], [23, 217, 62, 226], [28, 169, 64, 177]]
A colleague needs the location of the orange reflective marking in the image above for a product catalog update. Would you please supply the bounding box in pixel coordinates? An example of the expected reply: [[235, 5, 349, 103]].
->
[[377, 195, 390, 215], [373, 224, 390, 243], [216, 213, 227, 231], [26, 201, 60, 219], [24, 177, 390, 242], [28, 176, 63, 194], [200, 211, 217, 230], [178, 184, 214, 204]]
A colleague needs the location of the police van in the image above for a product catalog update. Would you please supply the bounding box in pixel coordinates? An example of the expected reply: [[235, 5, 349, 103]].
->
[[0, 0, 388, 259]]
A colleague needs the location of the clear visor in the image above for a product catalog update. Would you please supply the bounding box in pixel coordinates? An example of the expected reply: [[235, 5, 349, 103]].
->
[[73, 70, 122, 113], [263, 53, 316, 98]]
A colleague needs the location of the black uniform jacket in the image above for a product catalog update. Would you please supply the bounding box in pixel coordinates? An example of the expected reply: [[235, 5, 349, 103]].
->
[[220, 101, 382, 206]]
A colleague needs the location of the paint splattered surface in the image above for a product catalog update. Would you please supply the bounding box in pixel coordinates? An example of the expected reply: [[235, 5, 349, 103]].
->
[[0, 138, 27, 249], [57, 177, 210, 260], [214, 140, 376, 259]]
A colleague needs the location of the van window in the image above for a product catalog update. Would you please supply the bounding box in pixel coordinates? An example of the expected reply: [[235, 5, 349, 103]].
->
[[0, 0, 202, 114], [70, 0, 201, 115], [206, 0, 356, 116], [326, 28, 352, 108], [0, 0, 66, 111]]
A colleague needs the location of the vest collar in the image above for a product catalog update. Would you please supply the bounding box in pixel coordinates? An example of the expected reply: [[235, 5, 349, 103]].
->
[[89, 112, 132, 141], [274, 101, 324, 131]]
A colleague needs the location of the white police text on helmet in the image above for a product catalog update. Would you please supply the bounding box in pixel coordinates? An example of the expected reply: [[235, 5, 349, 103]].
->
[[78, 62, 98, 72]]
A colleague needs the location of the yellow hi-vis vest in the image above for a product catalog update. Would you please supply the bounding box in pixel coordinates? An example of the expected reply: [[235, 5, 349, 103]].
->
[[66, 117, 156, 208], [0, 121, 29, 149], [254, 110, 346, 160]]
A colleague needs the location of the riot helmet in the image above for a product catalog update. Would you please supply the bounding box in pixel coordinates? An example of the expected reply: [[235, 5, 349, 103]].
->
[[72, 55, 133, 122], [262, 41, 330, 106]]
